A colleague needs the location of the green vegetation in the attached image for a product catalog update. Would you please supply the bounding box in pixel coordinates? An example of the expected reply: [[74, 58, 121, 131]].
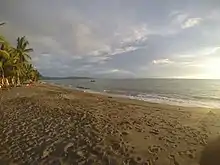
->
[[0, 25, 40, 88]]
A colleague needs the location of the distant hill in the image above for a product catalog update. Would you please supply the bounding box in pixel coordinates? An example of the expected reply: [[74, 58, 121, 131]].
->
[[41, 76, 92, 80]]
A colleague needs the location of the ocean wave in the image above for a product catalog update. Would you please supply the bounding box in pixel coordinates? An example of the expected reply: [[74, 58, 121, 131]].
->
[[131, 94, 220, 108], [104, 90, 220, 108], [192, 95, 220, 101], [45, 79, 220, 109]]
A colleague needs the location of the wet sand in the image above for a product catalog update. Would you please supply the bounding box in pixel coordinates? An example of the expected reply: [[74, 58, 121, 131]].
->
[[0, 83, 220, 165]]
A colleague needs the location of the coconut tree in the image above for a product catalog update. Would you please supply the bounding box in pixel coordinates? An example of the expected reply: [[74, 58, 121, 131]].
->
[[34, 69, 40, 81], [3, 51, 21, 86], [0, 35, 11, 86], [15, 36, 33, 85], [16, 36, 33, 62], [0, 34, 40, 88], [24, 64, 40, 82], [23, 63, 33, 82], [0, 49, 10, 85], [31, 68, 40, 82]]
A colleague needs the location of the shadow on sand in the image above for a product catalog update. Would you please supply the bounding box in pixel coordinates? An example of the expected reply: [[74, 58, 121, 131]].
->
[[200, 137, 220, 165]]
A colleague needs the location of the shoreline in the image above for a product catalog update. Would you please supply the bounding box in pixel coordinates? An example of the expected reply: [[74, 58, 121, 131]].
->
[[43, 82, 220, 116], [43, 81, 220, 110], [1, 83, 220, 164]]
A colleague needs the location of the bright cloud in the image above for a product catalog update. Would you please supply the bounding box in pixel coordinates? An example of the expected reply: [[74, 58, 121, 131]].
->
[[181, 18, 203, 29], [202, 47, 220, 55], [111, 46, 140, 56], [173, 46, 220, 59], [119, 24, 149, 44], [110, 69, 120, 73], [170, 11, 202, 29], [94, 69, 135, 78], [152, 59, 174, 65]]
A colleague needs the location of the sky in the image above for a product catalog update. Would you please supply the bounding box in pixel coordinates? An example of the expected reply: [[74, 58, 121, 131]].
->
[[1, 0, 220, 78]]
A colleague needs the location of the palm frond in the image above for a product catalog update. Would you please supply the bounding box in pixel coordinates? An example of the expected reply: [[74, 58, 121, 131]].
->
[[0, 34, 39, 83], [24, 48, 33, 53], [0, 35, 9, 45], [0, 50, 10, 59]]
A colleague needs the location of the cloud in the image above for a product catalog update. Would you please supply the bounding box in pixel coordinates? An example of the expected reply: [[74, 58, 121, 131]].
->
[[152, 59, 174, 65], [111, 69, 120, 73], [84, 56, 110, 64], [181, 17, 203, 29], [202, 46, 220, 55], [119, 24, 149, 44], [1, 0, 220, 78], [161, 46, 220, 69], [94, 68, 135, 78], [172, 46, 220, 59], [110, 46, 140, 56], [88, 45, 141, 57], [74, 64, 93, 71], [207, 10, 220, 21], [170, 10, 203, 29], [153, 46, 220, 79], [170, 11, 188, 24]]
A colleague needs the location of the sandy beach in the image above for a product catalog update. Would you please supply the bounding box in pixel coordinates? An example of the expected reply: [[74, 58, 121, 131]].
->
[[0, 83, 220, 165]]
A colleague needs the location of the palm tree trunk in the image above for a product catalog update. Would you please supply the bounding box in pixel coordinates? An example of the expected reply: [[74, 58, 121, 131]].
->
[[17, 72, 21, 86], [12, 76, 15, 86], [1, 78, 3, 86], [1, 68, 5, 86], [5, 78, 9, 87]]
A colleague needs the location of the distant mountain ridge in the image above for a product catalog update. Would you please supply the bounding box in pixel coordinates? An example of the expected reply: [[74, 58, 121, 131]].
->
[[41, 76, 92, 80]]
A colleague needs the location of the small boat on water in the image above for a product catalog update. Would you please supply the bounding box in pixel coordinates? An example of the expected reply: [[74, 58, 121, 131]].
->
[[90, 80, 96, 82]]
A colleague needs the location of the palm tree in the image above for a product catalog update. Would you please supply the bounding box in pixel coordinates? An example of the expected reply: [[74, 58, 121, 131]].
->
[[15, 36, 33, 85], [0, 34, 40, 88], [32, 69, 41, 82], [0, 50, 10, 85], [3, 51, 21, 86], [24, 64, 40, 82], [16, 36, 33, 62], [0, 35, 11, 86]]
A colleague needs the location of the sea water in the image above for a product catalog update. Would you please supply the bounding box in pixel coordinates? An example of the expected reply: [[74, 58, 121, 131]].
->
[[44, 78, 220, 109]]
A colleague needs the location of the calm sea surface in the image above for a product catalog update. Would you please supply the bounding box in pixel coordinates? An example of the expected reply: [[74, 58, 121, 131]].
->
[[44, 79, 220, 109]]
